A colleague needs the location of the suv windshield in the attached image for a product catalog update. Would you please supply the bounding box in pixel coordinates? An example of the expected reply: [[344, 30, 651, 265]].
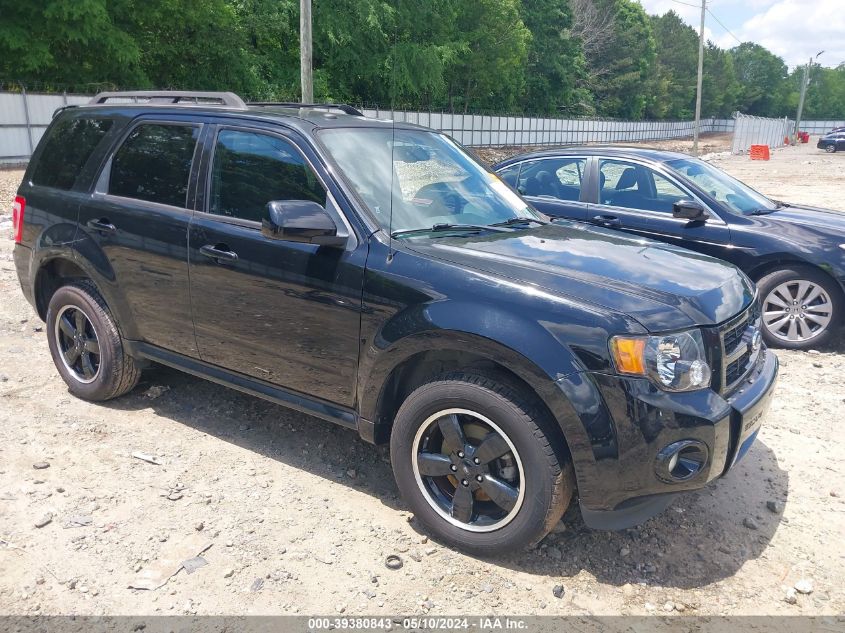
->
[[667, 158, 777, 215], [319, 128, 540, 236]]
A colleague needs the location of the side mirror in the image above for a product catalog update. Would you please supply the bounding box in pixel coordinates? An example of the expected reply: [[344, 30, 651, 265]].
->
[[672, 199, 709, 222], [261, 200, 346, 247]]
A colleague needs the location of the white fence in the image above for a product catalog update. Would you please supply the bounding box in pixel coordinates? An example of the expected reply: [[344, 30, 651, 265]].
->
[[1, 90, 841, 165], [800, 120, 845, 135], [730, 113, 793, 154], [0, 91, 91, 164], [360, 108, 734, 147]]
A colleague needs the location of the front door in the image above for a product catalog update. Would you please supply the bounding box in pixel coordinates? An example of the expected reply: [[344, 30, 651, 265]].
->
[[187, 125, 366, 407], [591, 158, 732, 261]]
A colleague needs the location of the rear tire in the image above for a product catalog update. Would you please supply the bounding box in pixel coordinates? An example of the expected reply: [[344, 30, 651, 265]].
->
[[46, 281, 141, 401], [390, 372, 574, 556], [757, 266, 841, 350]]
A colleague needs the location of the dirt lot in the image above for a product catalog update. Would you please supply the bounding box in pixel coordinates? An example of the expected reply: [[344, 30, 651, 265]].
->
[[0, 139, 843, 617]]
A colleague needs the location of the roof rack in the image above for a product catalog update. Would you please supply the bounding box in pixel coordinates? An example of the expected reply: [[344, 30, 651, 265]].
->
[[89, 91, 247, 108], [247, 102, 365, 117]]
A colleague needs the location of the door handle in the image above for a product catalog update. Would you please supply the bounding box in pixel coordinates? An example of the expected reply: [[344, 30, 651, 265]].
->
[[199, 243, 238, 263], [591, 214, 621, 229], [86, 218, 117, 234]]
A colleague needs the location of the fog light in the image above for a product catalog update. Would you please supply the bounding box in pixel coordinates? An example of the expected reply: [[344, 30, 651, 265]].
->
[[656, 440, 708, 483]]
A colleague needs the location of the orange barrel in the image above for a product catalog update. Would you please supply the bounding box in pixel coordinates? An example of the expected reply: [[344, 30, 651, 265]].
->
[[750, 145, 770, 160]]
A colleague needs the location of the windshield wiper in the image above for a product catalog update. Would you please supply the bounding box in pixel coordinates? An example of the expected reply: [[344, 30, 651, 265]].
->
[[489, 217, 549, 227], [748, 208, 777, 216], [390, 223, 509, 239]]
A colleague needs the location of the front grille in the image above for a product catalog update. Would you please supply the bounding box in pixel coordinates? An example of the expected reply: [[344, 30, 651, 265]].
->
[[717, 300, 760, 393], [725, 348, 752, 386], [722, 315, 748, 357]]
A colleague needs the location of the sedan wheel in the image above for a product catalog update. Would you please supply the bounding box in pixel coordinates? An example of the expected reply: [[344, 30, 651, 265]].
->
[[762, 278, 834, 346], [825, 145, 836, 153]]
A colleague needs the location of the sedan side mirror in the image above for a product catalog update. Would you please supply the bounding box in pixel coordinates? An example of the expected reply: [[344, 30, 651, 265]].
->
[[672, 199, 709, 222], [262, 200, 346, 247]]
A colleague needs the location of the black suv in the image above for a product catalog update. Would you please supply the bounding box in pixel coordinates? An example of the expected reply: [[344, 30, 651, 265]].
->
[[12, 91, 778, 554]]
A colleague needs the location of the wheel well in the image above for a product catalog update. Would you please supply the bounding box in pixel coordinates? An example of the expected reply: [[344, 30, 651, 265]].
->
[[372, 349, 571, 461], [34, 258, 90, 320], [747, 259, 845, 302]]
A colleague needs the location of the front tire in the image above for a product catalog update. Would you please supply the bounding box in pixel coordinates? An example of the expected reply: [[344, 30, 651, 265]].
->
[[390, 372, 574, 555], [46, 281, 141, 401], [758, 266, 841, 349], [825, 145, 836, 153]]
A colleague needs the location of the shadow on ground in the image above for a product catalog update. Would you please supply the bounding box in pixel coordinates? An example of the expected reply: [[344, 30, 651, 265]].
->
[[102, 363, 788, 591]]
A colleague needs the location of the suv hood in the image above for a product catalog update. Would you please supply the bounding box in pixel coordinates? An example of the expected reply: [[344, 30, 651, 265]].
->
[[412, 222, 754, 331]]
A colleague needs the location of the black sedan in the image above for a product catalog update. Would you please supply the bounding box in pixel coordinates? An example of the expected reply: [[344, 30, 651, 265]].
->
[[818, 132, 845, 153], [494, 148, 845, 349]]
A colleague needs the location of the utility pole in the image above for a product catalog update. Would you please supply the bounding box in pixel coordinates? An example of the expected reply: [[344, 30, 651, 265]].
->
[[300, 0, 313, 104], [794, 51, 824, 142], [693, 0, 706, 155]]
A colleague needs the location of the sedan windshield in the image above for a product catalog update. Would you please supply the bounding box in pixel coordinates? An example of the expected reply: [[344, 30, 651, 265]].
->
[[318, 127, 540, 237], [667, 158, 777, 215]]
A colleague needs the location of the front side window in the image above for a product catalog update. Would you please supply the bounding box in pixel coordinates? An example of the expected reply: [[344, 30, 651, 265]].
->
[[599, 160, 689, 213], [109, 123, 199, 207], [319, 127, 540, 236], [209, 129, 326, 222], [517, 158, 586, 202], [667, 157, 775, 215], [32, 117, 114, 190]]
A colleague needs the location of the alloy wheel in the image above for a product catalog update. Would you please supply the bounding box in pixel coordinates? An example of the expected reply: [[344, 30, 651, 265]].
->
[[762, 280, 833, 343], [54, 305, 101, 383], [411, 408, 525, 533]]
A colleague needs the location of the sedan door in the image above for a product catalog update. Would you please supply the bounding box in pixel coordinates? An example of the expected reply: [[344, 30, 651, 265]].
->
[[588, 158, 733, 261], [507, 157, 591, 221], [187, 124, 366, 407]]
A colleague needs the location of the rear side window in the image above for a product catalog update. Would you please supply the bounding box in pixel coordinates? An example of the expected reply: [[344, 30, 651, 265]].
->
[[31, 117, 113, 190], [208, 129, 326, 222], [109, 123, 199, 207]]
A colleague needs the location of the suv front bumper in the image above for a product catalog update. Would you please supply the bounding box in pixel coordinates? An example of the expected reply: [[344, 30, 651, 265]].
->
[[576, 348, 778, 529]]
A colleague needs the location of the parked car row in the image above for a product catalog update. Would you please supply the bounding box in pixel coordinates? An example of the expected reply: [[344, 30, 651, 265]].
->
[[817, 131, 845, 153], [10, 92, 839, 555]]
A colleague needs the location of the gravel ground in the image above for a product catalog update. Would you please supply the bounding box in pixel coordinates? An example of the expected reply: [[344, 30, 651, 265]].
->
[[0, 139, 843, 617]]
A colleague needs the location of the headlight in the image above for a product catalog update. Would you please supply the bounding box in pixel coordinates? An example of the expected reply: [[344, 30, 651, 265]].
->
[[610, 329, 712, 392]]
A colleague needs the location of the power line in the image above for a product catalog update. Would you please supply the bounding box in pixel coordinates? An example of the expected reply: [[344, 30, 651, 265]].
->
[[706, 7, 743, 45], [668, 0, 702, 8]]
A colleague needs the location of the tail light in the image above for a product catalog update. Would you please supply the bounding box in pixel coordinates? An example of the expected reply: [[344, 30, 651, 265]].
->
[[12, 196, 25, 243]]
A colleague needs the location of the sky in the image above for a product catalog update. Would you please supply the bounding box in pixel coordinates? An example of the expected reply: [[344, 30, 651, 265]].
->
[[636, 0, 843, 70]]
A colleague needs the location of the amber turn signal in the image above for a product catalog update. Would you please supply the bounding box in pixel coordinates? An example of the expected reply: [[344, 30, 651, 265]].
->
[[610, 336, 647, 375]]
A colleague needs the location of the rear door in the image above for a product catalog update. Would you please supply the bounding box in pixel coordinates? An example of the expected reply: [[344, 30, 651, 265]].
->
[[187, 123, 366, 407], [590, 158, 732, 260], [510, 156, 591, 221], [78, 118, 203, 356]]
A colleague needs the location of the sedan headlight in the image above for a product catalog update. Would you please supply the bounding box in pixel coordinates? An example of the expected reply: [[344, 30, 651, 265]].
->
[[610, 329, 712, 392]]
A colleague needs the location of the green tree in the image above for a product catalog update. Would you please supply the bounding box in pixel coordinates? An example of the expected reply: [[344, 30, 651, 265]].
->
[[645, 11, 697, 119], [702, 43, 740, 118], [519, 0, 586, 114], [578, 0, 656, 118], [0, 0, 141, 89], [730, 42, 788, 116]]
